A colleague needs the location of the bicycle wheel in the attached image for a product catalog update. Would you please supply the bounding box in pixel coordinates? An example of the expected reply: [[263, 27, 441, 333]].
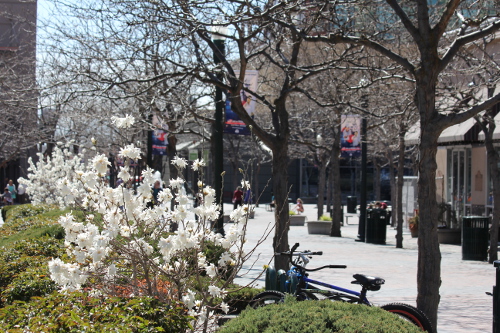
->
[[250, 291, 285, 309], [380, 303, 434, 333], [296, 291, 318, 301]]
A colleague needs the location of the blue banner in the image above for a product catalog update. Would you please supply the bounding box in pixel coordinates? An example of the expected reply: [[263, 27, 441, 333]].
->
[[152, 130, 168, 155], [341, 115, 361, 158]]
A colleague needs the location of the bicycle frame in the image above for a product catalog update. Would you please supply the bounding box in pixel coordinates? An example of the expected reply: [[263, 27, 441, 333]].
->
[[289, 266, 371, 305], [285, 251, 373, 305]]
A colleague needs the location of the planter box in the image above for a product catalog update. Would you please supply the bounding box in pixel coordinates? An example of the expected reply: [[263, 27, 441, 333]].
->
[[438, 228, 461, 245], [307, 221, 331, 235], [289, 215, 306, 226], [224, 211, 255, 223]]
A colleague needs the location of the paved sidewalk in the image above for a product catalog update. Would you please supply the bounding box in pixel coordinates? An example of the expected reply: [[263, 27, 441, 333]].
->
[[229, 203, 494, 333]]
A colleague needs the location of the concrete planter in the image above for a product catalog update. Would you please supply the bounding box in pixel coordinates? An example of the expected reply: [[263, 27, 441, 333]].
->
[[224, 211, 255, 223], [438, 228, 461, 245], [307, 221, 331, 235], [289, 215, 306, 226]]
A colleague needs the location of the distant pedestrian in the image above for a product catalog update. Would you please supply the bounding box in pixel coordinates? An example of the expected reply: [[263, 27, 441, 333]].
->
[[294, 198, 304, 215], [2, 188, 12, 205], [6, 180, 16, 203], [17, 183, 26, 204], [244, 189, 252, 205], [232, 186, 243, 210], [152, 180, 163, 205]]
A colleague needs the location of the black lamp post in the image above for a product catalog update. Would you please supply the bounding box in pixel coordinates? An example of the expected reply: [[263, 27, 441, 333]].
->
[[356, 79, 369, 242], [212, 25, 227, 236]]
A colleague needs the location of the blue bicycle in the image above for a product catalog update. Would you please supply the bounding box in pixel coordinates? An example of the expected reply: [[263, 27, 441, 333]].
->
[[251, 243, 434, 333]]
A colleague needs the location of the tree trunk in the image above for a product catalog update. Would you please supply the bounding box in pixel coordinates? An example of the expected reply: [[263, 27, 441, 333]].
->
[[166, 135, 179, 181], [396, 130, 406, 248], [373, 160, 381, 201], [486, 138, 500, 263], [416, 125, 441, 330], [482, 110, 500, 263], [272, 139, 290, 271], [254, 161, 261, 207]]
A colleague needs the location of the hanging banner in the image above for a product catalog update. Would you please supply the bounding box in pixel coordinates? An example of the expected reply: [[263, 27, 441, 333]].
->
[[341, 115, 361, 158], [152, 130, 168, 155], [224, 70, 258, 135], [152, 115, 168, 155]]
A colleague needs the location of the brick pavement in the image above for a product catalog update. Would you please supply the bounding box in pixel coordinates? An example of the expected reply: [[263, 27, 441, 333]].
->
[[230, 203, 494, 333]]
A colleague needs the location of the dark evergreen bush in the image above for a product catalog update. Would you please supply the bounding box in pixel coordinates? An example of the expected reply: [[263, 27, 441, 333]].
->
[[1, 265, 57, 305], [219, 298, 423, 333]]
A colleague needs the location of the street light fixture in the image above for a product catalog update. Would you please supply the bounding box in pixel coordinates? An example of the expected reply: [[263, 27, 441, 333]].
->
[[212, 24, 227, 236]]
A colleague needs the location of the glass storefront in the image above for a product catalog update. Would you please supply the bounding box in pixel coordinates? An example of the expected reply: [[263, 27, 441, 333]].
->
[[447, 148, 471, 226]]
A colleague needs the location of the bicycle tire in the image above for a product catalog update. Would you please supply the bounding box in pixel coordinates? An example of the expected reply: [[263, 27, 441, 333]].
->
[[380, 303, 434, 333], [250, 291, 285, 309]]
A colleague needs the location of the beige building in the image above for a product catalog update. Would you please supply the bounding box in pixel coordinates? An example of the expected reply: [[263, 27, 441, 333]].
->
[[0, 0, 37, 186]]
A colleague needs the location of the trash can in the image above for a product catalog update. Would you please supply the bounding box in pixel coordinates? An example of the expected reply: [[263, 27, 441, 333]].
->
[[365, 208, 387, 245], [347, 196, 357, 214], [462, 216, 490, 261]]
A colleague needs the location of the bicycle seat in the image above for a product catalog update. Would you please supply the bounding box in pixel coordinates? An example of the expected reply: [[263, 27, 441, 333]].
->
[[351, 274, 385, 291]]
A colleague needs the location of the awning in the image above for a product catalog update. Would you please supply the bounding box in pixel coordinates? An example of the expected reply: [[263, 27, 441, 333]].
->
[[438, 116, 478, 143], [404, 116, 480, 145], [176, 141, 204, 151]]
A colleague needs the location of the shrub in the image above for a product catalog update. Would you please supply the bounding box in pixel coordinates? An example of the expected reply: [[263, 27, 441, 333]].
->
[[10, 236, 65, 257], [1, 265, 57, 305], [219, 299, 423, 333], [0, 205, 63, 242], [319, 215, 332, 221], [0, 255, 47, 289], [0, 236, 65, 306], [4, 204, 57, 222], [0, 292, 192, 332]]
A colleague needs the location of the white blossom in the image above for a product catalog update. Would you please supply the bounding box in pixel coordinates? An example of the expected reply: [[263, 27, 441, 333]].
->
[[119, 144, 141, 160], [117, 167, 131, 181], [92, 154, 110, 176], [171, 156, 188, 169], [192, 159, 206, 171], [221, 302, 230, 314], [208, 285, 222, 297], [111, 114, 135, 128]]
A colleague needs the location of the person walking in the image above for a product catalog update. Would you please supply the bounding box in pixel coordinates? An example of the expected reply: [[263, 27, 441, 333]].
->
[[17, 183, 26, 204], [6, 180, 16, 204], [232, 186, 243, 210]]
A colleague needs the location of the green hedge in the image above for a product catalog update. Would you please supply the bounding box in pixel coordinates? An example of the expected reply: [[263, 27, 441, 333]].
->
[[219, 298, 423, 333], [0, 292, 192, 332], [0, 204, 66, 244]]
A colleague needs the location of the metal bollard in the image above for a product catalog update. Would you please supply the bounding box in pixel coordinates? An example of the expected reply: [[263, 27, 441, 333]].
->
[[493, 261, 500, 333]]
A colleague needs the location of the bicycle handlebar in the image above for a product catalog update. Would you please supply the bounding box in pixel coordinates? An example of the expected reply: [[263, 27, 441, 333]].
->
[[276, 243, 347, 271]]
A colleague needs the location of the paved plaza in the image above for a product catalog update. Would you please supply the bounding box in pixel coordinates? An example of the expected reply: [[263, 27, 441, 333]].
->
[[229, 203, 495, 333]]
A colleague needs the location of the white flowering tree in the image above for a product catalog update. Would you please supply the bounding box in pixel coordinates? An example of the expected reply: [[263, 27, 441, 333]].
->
[[18, 142, 88, 208], [20, 116, 254, 332]]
